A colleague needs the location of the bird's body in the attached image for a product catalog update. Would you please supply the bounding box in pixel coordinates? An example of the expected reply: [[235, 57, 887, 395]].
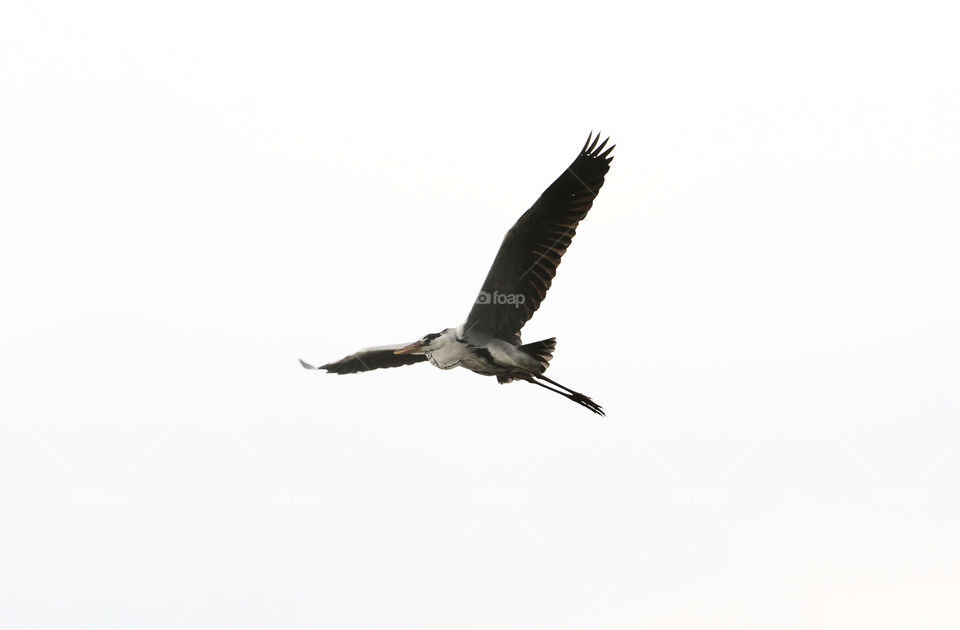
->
[[301, 133, 615, 416], [414, 327, 545, 376]]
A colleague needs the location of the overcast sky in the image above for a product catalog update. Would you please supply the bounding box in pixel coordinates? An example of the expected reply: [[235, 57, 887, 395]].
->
[[2, 1, 958, 628]]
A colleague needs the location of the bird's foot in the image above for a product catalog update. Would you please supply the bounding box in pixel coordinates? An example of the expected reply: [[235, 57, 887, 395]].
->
[[570, 392, 605, 417]]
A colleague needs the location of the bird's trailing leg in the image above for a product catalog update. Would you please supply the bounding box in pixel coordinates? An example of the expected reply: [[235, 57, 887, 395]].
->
[[525, 375, 605, 416], [536, 374, 581, 395]]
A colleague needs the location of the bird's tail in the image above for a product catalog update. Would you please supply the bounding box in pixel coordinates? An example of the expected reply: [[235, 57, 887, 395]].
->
[[497, 337, 556, 384], [520, 337, 556, 374]]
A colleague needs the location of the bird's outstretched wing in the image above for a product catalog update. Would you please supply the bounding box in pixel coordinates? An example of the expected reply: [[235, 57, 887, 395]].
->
[[300, 344, 428, 374], [464, 133, 614, 343]]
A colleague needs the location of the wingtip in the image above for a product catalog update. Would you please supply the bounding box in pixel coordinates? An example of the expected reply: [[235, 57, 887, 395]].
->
[[587, 132, 601, 154], [581, 131, 593, 154]]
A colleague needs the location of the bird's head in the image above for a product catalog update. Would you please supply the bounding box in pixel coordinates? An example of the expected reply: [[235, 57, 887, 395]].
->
[[394, 329, 450, 355]]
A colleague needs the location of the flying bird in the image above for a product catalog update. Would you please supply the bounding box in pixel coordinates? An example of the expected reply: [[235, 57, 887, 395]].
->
[[300, 133, 615, 415]]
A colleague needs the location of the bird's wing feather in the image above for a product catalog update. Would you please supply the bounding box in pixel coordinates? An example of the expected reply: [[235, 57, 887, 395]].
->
[[300, 344, 428, 375], [464, 133, 614, 343]]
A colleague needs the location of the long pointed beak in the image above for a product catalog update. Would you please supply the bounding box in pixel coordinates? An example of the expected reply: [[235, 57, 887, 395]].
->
[[393, 342, 424, 355]]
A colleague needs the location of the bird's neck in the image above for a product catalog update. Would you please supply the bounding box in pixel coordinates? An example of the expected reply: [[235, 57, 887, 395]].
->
[[425, 328, 466, 369]]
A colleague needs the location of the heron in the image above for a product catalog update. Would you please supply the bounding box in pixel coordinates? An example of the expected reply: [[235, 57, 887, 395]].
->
[[300, 133, 615, 416]]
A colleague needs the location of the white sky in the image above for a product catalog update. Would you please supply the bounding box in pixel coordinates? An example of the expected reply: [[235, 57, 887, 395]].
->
[[2, 1, 958, 628]]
